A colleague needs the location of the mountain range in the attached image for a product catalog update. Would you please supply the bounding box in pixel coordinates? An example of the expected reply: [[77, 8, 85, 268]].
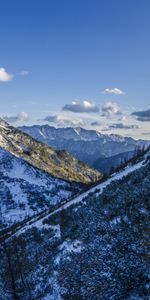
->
[[19, 124, 149, 173]]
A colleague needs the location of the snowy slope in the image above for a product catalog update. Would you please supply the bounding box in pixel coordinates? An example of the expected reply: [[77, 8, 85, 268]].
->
[[5, 149, 149, 238], [0, 147, 81, 229]]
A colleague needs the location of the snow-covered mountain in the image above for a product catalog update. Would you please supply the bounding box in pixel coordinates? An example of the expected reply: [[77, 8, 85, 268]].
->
[[1, 147, 150, 299], [19, 124, 149, 171], [0, 119, 101, 184]]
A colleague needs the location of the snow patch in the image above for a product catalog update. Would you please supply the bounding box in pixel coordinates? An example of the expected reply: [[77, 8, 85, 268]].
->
[[55, 239, 83, 265]]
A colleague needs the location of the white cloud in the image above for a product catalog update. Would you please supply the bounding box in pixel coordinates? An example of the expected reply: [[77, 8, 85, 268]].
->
[[62, 100, 99, 113], [0, 67, 13, 82], [101, 102, 121, 117], [103, 88, 125, 95], [4, 112, 29, 123], [19, 70, 29, 76]]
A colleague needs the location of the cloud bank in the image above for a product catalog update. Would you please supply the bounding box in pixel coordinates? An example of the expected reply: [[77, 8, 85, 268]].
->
[[43, 114, 84, 127], [108, 123, 139, 129]]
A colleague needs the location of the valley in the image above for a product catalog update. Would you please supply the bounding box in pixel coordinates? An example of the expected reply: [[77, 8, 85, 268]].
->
[[0, 119, 150, 300]]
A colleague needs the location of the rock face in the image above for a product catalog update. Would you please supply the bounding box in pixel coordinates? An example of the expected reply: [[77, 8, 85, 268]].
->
[[0, 119, 102, 184], [19, 124, 149, 171]]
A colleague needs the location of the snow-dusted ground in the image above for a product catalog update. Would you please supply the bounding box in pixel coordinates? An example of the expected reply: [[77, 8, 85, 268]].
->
[[8, 156, 148, 238], [57, 159, 147, 211], [54, 239, 83, 267]]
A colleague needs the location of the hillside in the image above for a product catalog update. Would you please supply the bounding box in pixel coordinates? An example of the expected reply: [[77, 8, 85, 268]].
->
[[0, 147, 82, 230], [0, 119, 102, 184], [93, 150, 135, 173], [1, 149, 150, 299]]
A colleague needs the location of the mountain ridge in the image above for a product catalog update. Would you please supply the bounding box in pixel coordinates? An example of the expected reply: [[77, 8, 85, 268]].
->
[[20, 124, 146, 142], [0, 119, 102, 184]]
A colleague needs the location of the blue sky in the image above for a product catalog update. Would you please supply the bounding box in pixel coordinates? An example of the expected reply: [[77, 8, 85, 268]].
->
[[0, 0, 150, 138]]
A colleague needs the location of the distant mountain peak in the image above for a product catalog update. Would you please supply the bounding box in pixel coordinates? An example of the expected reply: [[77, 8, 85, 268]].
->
[[19, 123, 142, 142]]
